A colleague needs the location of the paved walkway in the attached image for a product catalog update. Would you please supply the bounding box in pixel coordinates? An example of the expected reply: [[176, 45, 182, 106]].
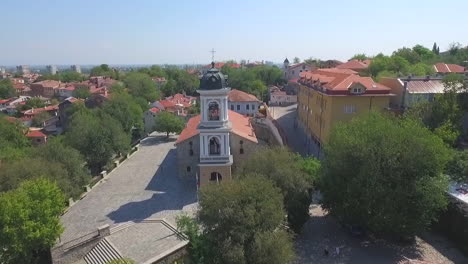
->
[[59, 133, 197, 244], [270, 104, 320, 157]]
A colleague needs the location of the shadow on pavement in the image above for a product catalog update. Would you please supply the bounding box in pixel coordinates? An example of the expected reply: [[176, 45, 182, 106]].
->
[[107, 149, 197, 223], [139, 135, 177, 147]]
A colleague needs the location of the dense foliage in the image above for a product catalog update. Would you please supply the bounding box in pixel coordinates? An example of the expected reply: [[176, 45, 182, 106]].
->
[[0, 79, 15, 99], [154, 111, 184, 137], [90, 64, 118, 79], [37, 71, 86, 83], [446, 150, 468, 183], [320, 113, 451, 237], [0, 179, 65, 264], [238, 147, 319, 233], [178, 176, 295, 264]]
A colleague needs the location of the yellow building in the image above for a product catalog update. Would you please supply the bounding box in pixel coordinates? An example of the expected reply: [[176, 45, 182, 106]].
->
[[296, 69, 393, 151]]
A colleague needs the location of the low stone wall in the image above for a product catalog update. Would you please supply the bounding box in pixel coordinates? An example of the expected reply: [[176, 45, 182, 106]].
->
[[251, 117, 283, 146]]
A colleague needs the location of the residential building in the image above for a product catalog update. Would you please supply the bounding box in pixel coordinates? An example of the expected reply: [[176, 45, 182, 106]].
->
[[71, 64, 81, 73], [57, 85, 75, 98], [336, 59, 371, 72], [176, 63, 261, 186], [144, 107, 161, 133], [16, 65, 30, 75], [21, 105, 58, 120], [269, 86, 297, 106], [30, 80, 62, 97], [297, 69, 392, 150], [26, 130, 47, 146], [47, 65, 58, 75], [433, 63, 467, 76], [228, 89, 261, 116], [150, 93, 196, 117], [283, 59, 316, 80], [379, 76, 447, 109]]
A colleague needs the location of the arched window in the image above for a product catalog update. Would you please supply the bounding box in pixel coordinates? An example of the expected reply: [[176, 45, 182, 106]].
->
[[210, 172, 222, 183], [208, 101, 220, 121], [209, 137, 221, 155]]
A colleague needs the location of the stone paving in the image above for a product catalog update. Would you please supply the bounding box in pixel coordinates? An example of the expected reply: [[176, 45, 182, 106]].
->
[[59, 133, 197, 244]]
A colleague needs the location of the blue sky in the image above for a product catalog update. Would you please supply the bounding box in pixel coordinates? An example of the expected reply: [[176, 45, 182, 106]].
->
[[1, 0, 467, 65]]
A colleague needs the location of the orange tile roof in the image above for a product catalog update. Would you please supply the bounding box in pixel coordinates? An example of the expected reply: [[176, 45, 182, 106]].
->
[[176, 110, 258, 144], [26, 130, 47, 138], [149, 107, 160, 113], [317, 68, 358, 74], [336, 59, 370, 70], [433, 63, 466, 73], [228, 89, 260, 102], [205, 62, 241, 69], [300, 69, 390, 94]]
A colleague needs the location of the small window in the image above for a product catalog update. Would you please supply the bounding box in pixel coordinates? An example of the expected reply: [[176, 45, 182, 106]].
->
[[189, 141, 193, 146], [189, 149, 194, 156], [246, 104, 250, 110], [231, 105, 234, 110], [237, 105, 240, 111], [240, 148, 244, 154], [252, 104, 255, 110], [186, 166, 191, 172], [240, 140, 244, 145]]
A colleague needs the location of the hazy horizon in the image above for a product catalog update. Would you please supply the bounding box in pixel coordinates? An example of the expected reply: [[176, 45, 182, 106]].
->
[[1, 0, 467, 65]]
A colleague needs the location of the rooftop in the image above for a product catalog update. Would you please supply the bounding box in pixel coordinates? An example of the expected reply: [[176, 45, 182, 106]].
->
[[176, 110, 258, 144], [433, 63, 466, 73], [336, 59, 371, 71], [228, 89, 260, 102], [26, 130, 47, 138]]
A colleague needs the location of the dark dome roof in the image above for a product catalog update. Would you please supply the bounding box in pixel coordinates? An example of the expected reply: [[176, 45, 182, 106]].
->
[[199, 63, 228, 90], [284, 58, 290, 63]]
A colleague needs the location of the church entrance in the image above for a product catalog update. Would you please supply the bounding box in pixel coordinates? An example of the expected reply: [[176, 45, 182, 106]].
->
[[210, 172, 222, 183]]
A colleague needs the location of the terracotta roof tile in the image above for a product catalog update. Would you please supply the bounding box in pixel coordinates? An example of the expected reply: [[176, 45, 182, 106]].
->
[[26, 130, 47, 138], [228, 89, 260, 102], [336, 59, 370, 70], [149, 107, 160, 113], [176, 110, 258, 144], [433, 63, 466, 73]]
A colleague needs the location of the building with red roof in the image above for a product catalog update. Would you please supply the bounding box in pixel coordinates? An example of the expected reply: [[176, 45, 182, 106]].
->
[[433, 63, 467, 75], [176, 64, 262, 186], [227, 89, 261, 116], [30, 80, 64, 98], [283, 61, 316, 81], [297, 69, 392, 149], [336, 59, 371, 72], [26, 129, 47, 146]]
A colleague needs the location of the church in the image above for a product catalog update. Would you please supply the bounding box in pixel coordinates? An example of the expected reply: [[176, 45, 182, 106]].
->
[[175, 63, 260, 186]]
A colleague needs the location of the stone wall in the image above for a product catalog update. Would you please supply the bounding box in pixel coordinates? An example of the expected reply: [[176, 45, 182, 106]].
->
[[230, 133, 262, 171], [176, 135, 200, 180], [199, 165, 231, 186]]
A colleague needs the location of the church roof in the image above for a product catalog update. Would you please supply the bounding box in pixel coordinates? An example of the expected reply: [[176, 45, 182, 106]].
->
[[176, 110, 258, 144], [228, 89, 260, 102], [199, 63, 228, 90]]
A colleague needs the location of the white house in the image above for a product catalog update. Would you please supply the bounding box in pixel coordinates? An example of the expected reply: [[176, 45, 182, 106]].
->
[[228, 89, 261, 116], [269, 86, 297, 106]]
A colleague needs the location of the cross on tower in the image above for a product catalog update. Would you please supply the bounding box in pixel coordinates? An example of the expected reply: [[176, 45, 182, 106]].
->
[[209, 48, 216, 62]]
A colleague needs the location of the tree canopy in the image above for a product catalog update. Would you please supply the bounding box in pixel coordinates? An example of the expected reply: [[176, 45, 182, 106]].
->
[[123, 72, 160, 102], [154, 111, 184, 137], [179, 175, 295, 264], [0, 179, 65, 264], [446, 150, 468, 183], [0, 117, 30, 161], [0, 79, 15, 99], [238, 147, 318, 232], [320, 112, 450, 237], [90, 64, 117, 78]]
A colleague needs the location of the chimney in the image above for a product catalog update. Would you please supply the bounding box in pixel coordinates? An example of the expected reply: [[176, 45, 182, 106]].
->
[[425, 75, 430, 81], [98, 224, 111, 237]]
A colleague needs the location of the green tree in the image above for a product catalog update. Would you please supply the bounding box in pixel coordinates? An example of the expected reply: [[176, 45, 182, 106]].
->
[[389, 56, 410, 74], [408, 63, 434, 76], [0, 179, 65, 264], [161, 79, 176, 96], [412, 44, 435, 61], [65, 110, 130, 172], [90, 64, 116, 78], [197, 176, 295, 264], [293, 57, 300, 64], [434, 121, 460, 146], [59, 71, 85, 82], [105, 259, 135, 264], [249, 79, 267, 101], [321, 113, 450, 237], [31, 111, 51, 127], [368, 55, 392, 77], [124, 72, 159, 102], [102, 92, 144, 135], [446, 150, 468, 183], [238, 147, 315, 232], [72, 85, 91, 99], [175, 72, 199, 95], [154, 111, 184, 137], [0, 79, 15, 99], [17, 97, 46, 111], [392, 47, 421, 64], [432, 42, 440, 55], [350, 54, 368, 60], [0, 117, 30, 161]]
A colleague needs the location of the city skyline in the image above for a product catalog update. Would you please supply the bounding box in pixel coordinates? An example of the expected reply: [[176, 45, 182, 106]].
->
[[1, 0, 467, 65]]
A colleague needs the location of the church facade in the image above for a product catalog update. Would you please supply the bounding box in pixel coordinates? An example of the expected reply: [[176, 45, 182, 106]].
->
[[176, 63, 260, 186]]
